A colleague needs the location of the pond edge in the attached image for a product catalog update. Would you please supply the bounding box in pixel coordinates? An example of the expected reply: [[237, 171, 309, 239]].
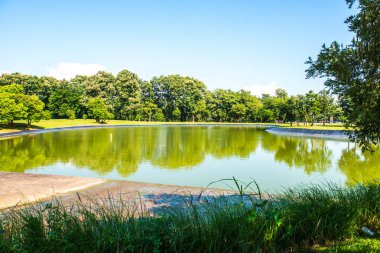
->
[[0, 123, 349, 140]]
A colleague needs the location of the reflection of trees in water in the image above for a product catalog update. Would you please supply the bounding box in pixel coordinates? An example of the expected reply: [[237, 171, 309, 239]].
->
[[277, 139, 332, 174], [1, 127, 379, 182], [338, 146, 380, 185], [260, 132, 333, 174], [0, 127, 260, 176]]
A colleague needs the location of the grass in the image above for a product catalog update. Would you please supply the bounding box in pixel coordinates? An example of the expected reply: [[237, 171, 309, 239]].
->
[[281, 123, 349, 131], [0, 181, 379, 252], [0, 119, 349, 134], [317, 238, 380, 252]]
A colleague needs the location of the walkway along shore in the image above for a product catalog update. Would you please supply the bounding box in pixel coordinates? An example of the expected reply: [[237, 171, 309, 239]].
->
[[266, 127, 349, 140], [0, 172, 237, 211]]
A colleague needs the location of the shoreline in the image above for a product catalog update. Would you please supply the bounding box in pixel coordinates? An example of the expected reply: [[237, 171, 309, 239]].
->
[[266, 126, 349, 139], [0, 122, 348, 139], [0, 172, 234, 210]]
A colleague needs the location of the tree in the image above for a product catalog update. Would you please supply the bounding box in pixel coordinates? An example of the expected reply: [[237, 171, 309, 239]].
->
[[318, 90, 335, 125], [87, 98, 114, 123], [230, 103, 247, 122], [285, 96, 299, 126], [0, 84, 47, 126], [261, 94, 280, 122], [66, 109, 75, 120], [19, 94, 45, 127], [115, 70, 142, 120], [0, 94, 21, 124], [172, 107, 181, 121], [48, 81, 84, 118], [83, 71, 116, 111], [151, 75, 207, 121], [0, 83, 24, 94], [275, 88, 289, 123], [194, 100, 209, 121], [306, 0, 380, 150]]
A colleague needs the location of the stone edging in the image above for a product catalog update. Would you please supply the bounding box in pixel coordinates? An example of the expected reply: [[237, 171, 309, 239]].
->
[[266, 127, 349, 140]]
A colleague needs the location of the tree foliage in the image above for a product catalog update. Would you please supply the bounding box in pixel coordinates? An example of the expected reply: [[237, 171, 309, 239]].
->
[[306, 0, 380, 150], [87, 97, 114, 123], [0, 70, 341, 126]]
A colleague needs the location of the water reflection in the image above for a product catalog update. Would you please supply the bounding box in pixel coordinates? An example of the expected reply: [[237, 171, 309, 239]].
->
[[338, 146, 380, 185], [0, 126, 378, 186]]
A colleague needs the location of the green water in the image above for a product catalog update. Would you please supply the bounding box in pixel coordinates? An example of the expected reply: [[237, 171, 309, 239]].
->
[[0, 126, 379, 191]]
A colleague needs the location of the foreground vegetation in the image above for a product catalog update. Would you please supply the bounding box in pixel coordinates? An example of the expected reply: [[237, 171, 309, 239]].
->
[[0, 182, 379, 252]]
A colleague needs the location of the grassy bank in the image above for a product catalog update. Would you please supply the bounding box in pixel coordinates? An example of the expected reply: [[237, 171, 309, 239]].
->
[[0, 119, 348, 134], [0, 182, 378, 252]]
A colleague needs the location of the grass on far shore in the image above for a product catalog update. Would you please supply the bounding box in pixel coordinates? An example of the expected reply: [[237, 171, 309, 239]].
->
[[0, 180, 379, 252], [0, 119, 349, 134]]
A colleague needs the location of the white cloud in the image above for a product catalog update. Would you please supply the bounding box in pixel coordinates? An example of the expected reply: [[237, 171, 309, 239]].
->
[[243, 81, 279, 97], [47, 63, 106, 80]]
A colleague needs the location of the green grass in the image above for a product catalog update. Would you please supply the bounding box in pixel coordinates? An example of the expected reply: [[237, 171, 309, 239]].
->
[[281, 123, 349, 131], [317, 238, 380, 252], [0, 181, 379, 252]]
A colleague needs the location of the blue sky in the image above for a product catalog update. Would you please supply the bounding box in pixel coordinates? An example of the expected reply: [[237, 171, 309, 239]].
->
[[0, 0, 356, 95]]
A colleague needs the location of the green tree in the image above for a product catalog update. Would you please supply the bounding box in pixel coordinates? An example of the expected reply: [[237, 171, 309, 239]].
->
[[285, 96, 299, 126], [318, 90, 335, 125], [304, 90, 320, 126], [83, 71, 116, 111], [0, 94, 21, 124], [66, 109, 75, 120], [87, 98, 114, 123], [306, 0, 380, 150], [115, 70, 142, 120], [172, 107, 181, 121], [48, 81, 84, 118], [151, 75, 207, 121], [0, 83, 24, 94], [19, 94, 46, 127], [275, 88, 289, 123], [230, 103, 247, 122]]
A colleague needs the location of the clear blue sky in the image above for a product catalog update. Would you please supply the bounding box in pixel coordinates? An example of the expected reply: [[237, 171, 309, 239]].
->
[[0, 0, 356, 95]]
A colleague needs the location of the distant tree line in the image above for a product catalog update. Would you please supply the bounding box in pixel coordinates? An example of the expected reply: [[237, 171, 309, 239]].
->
[[0, 71, 343, 126]]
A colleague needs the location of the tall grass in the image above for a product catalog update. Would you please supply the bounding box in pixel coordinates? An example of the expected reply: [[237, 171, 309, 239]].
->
[[0, 181, 379, 252]]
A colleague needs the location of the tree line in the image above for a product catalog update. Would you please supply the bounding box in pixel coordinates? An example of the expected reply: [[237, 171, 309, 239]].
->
[[0, 71, 342, 126]]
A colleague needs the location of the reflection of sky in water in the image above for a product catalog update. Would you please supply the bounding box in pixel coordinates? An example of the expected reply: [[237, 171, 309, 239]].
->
[[1, 127, 378, 192]]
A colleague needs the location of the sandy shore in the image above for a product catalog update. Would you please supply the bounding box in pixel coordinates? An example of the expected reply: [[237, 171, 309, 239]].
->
[[0, 172, 233, 211]]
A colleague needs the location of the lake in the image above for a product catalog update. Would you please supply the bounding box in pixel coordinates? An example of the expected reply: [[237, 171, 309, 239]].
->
[[0, 126, 378, 192]]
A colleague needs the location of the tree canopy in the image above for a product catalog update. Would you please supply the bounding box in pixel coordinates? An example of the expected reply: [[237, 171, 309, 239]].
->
[[306, 0, 380, 150], [0, 70, 342, 127]]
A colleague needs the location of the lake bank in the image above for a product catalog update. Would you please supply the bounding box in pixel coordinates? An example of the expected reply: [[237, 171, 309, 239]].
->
[[0, 172, 234, 210], [266, 126, 349, 139], [0, 120, 347, 139]]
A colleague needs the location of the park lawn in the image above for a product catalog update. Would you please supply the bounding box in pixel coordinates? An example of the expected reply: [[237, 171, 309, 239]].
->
[[280, 123, 350, 131], [316, 238, 380, 252], [0, 119, 270, 134], [0, 119, 349, 134]]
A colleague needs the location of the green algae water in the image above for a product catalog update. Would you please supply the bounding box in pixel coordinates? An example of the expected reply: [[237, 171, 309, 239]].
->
[[0, 126, 379, 191]]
